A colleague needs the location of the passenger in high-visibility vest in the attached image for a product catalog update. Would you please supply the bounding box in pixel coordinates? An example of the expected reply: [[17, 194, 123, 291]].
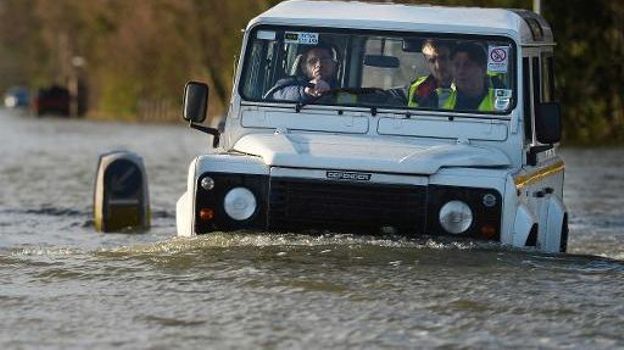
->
[[407, 39, 454, 108], [443, 42, 496, 112]]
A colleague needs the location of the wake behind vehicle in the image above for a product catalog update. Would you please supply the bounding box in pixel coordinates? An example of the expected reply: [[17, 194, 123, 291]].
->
[[177, 1, 567, 253]]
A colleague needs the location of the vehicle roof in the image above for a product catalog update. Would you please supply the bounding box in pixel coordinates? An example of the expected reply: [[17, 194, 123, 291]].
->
[[248, 0, 553, 45]]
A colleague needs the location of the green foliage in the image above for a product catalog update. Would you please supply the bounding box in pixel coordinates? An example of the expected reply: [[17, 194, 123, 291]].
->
[[543, 0, 624, 144], [98, 74, 140, 120], [0, 0, 622, 143]]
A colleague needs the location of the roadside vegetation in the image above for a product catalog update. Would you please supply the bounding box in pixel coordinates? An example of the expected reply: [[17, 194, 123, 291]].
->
[[0, 0, 621, 144]]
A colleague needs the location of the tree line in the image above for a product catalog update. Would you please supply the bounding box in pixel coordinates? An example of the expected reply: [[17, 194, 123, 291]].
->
[[0, 0, 621, 144]]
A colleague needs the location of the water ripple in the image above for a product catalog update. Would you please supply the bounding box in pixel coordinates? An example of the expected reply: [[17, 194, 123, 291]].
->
[[0, 206, 88, 217]]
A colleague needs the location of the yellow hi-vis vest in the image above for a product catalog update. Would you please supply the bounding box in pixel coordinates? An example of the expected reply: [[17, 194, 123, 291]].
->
[[442, 88, 496, 112], [407, 76, 455, 108]]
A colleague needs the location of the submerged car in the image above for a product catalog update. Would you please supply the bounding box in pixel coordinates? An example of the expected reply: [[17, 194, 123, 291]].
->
[[177, 1, 567, 253]]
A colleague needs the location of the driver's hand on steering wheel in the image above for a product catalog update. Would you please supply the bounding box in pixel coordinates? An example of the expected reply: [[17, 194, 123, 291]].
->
[[305, 78, 331, 97]]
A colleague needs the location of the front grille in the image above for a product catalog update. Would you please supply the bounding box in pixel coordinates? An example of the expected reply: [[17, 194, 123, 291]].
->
[[268, 178, 427, 233]]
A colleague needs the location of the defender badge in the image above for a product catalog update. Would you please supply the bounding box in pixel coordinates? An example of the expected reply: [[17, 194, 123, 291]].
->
[[326, 171, 372, 181]]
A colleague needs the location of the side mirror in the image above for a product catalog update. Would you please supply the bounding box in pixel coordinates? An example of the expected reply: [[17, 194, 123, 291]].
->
[[535, 102, 561, 144], [183, 81, 220, 148], [183, 81, 209, 123]]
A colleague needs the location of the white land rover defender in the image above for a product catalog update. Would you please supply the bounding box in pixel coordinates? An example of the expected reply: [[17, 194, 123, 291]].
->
[[177, 1, 568, 253]]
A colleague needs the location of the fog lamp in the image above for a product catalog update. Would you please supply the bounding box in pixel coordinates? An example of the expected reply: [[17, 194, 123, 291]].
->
[[200, 176, 215, 191], [439, 200, 473, 234], [223, 187, 257, 221]]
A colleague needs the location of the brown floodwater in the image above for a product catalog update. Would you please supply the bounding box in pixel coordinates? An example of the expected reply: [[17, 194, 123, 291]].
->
[[0, 109, 622, 349]]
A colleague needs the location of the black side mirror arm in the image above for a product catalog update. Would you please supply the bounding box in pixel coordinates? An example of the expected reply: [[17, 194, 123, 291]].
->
[[189, 121, 220, 148], [527, 144, 553, 166]]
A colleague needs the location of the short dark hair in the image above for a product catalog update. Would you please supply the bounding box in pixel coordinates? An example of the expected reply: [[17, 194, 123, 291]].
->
[[422, 39, 453, 56], [452, 42, 487, 67], [302, 43, 339, 61]]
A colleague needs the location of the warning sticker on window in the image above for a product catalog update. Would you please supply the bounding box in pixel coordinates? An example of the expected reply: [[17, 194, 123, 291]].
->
[[487, 46, 510, 73], [284, 32, 319, 45], [494, 89, 512, 98], [494, 89, 513, 111], [495, 98, 511, 111]]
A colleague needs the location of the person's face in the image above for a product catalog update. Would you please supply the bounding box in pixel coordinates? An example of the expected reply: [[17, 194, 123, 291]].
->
[[303, 48, 337, 81], [453, 52, 486, 96], [423, 46, 452, 86]]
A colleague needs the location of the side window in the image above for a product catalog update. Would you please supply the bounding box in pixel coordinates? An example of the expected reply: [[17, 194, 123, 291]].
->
[[242, 40, 278, 99], [523, 55, 546, 144], [242, 41, 266, 99], [522, 57, 532, 143], [263, 41, 278, 95], [532, 56, 541, 105], [541, 52, 555, 102]]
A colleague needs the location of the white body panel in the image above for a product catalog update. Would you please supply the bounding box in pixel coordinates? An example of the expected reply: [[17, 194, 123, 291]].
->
[[232, 132, 511, 175], [246, 1, 553, 43], [241, 109, 370, 134], [512, 204, 538, 247], [377, 117, 508, 142]]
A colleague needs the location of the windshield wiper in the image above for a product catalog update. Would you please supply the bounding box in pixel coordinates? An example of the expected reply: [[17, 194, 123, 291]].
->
[[295, 87, 386, 113]]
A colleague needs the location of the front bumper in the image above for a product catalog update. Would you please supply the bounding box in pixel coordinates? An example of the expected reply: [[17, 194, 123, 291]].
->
[[193, 172, 502, 240]]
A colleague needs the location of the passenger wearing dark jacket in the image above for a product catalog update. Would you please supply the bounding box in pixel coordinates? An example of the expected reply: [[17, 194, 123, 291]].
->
[[267, 45, 338, 102]]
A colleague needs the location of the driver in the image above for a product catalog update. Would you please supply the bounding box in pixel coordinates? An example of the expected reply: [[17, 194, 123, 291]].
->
[[267, 44, 338, 102]]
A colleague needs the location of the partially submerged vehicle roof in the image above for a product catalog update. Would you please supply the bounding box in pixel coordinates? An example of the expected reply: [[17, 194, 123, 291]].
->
[[248, 0, 553, 45]]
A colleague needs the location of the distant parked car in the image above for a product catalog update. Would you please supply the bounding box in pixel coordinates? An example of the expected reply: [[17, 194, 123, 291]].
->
[[33, 85, 70, 116], [3, 86, 30, 108]]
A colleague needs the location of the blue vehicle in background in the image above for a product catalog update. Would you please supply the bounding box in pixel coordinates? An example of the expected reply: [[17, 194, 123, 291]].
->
[[3, 86, 30, 108]]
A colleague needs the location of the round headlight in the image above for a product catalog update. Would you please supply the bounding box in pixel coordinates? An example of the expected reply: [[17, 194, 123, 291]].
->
[[439, 200, 473, 234], [223, 187, 257, 221], [200, 176, 215, 191]]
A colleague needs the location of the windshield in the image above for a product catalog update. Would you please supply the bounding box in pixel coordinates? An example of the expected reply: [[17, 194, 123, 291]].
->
[[240, 27, 516, 114]]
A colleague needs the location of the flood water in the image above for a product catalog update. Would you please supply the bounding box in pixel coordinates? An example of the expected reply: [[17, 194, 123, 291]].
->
[[1, 109, 622, 349]]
